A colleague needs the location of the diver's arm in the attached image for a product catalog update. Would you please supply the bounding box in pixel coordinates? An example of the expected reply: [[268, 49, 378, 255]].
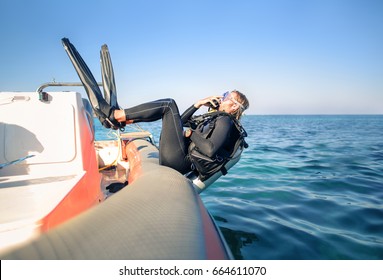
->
[[181, 105, 198, 124], [181, 95, 222, 124]]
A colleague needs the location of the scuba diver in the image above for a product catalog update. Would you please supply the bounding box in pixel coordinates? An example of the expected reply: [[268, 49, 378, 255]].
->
[[111, 91, 249, 179], [62, 38, 249, 181]]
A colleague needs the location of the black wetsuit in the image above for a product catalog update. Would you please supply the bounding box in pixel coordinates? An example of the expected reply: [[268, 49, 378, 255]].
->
[[124, 98, 234, 174]]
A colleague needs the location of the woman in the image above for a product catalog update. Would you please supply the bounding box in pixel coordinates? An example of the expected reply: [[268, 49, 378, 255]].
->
[[61, 38, 249, 178], [105, 90, 249, 176]]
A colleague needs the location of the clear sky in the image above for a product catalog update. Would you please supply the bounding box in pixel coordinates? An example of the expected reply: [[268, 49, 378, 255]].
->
[[1, 0, 382, 114]]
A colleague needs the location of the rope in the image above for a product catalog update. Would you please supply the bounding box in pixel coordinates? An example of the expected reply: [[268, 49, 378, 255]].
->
[[98, 131, 122, 171]]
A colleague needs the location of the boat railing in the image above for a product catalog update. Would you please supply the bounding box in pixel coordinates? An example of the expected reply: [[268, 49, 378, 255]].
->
[[36, 82, 156, 145], [36, 82, 102, 101]]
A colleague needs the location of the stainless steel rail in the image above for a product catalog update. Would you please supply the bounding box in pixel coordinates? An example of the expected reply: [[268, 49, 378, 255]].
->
[[36, 82, 102, 101]]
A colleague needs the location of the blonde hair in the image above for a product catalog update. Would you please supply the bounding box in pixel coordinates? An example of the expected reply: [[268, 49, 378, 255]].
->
[[231, 90, 249, 120]]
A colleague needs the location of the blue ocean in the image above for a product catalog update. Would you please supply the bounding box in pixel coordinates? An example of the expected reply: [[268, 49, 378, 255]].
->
[[95, 115, 383, 260]]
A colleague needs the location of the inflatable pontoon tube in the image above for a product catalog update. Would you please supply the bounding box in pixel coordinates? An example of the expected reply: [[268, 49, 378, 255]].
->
[[1, 139, 232, 260]]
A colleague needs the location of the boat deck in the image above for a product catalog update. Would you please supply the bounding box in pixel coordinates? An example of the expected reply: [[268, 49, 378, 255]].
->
[[0, 172, 85, 253]]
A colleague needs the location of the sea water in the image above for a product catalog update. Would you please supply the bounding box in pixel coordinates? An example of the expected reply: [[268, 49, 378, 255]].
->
[[95, 115, 383, 260]]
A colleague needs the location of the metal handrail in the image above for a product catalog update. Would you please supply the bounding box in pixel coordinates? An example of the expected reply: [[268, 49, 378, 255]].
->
[[36, 82, 102, 93], [36, 82, 102, 102]]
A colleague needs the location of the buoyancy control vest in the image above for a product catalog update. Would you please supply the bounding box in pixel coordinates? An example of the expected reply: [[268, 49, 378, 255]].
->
[[186, 111, 248, 181]]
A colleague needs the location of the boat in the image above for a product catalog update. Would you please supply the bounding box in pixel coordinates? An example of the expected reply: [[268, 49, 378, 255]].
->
[[0, 39, 242, 259]]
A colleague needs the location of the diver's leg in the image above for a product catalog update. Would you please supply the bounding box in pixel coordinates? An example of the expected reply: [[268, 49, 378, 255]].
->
[[123, 99, 191, 173]]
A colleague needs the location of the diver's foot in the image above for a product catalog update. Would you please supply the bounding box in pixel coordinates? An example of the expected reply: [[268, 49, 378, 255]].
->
[[99, 103, 125, 130], [114, 109, 127, 123]]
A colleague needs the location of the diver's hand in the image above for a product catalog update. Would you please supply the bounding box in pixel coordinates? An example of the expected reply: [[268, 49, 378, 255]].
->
[[194, 95, 222, 109]]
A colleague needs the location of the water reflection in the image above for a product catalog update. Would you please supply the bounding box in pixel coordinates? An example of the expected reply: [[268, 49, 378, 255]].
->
[[218, 225, 259, 260]]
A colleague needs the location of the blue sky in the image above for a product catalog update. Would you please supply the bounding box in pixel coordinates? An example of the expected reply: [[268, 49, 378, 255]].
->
[[1, 0, 382, 114]]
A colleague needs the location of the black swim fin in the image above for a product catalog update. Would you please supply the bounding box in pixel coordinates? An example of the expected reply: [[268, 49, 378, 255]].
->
[[100, 44, 125, 129], [100, 44, 119, 108], [61, 38, 122, 130]]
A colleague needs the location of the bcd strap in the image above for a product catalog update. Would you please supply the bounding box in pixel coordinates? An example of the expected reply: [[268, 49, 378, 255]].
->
[[221, 166, 228, 176]]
